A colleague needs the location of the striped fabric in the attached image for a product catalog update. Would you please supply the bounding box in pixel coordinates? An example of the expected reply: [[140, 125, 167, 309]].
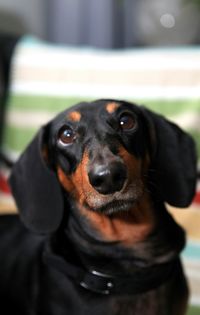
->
[[0, 36, 200, 310]]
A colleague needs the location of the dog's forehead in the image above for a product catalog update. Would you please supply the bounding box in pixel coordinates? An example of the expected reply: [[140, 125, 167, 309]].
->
[[52, 100, 141, 128], [66, 100, 140, 120], [67, 100, 121, 116], [66, 102, 103, 120]]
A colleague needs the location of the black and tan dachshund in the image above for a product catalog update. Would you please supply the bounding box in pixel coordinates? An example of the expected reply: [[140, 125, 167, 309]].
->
[[0, 100, 197, 315]]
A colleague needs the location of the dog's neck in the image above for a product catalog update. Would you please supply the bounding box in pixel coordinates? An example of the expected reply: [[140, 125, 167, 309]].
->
[[58, 196, 186, 274], [70, 191, 156, 245]]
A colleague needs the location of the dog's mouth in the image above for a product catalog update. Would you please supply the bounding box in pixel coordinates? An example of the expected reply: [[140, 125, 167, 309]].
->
[[80, 179, 144, 216], [85, 198, 136, 215]]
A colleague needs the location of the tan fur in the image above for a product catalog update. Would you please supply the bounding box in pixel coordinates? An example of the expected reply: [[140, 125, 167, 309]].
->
[[106, 102, 120, 114], [67, 111, 81, 122]]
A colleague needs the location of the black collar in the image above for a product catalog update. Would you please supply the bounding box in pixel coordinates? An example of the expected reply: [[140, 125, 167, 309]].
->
[[43, 243, 180, 296]]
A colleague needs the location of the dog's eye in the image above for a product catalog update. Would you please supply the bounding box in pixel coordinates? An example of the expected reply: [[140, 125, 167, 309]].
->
[[119, 114, 136, 131], [58, 126, 76, 145]]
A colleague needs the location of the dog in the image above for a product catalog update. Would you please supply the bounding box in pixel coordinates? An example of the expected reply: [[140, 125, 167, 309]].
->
[[0, 99, 197, 315]]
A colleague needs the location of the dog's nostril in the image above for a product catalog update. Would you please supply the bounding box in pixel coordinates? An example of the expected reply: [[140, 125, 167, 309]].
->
[[113, 172, 124, 183], [88, 163, 126, 195], [92, 175, 105, 189]]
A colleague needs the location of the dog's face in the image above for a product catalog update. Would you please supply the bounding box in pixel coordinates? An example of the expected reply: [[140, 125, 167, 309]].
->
[[49, 100, 150, 217], [9, 99, 197, 235]]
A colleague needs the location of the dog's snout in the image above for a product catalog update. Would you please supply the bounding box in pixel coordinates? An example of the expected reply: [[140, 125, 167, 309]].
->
[[88, 162, 127, 195]]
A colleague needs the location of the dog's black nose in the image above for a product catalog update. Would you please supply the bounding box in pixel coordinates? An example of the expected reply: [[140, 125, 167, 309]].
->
[[88, 162, 127, 195]]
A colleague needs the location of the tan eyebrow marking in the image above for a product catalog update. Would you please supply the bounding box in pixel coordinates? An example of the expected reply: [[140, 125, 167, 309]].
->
[[67, 111, 81, 122], [106, 102, 120, 114]]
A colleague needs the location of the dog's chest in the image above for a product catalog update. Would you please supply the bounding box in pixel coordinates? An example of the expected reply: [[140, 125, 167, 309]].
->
[[109, 291, 168, 315], [39, 268, 172, 315]]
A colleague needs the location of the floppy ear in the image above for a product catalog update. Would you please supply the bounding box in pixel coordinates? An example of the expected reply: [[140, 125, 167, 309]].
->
[[9, 125, 64, 233], [141, 107, 197, 208]]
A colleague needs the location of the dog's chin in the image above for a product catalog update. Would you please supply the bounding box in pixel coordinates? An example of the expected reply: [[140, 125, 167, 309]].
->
[[82, 181, 144, 216], [85, 199, 136, 216]]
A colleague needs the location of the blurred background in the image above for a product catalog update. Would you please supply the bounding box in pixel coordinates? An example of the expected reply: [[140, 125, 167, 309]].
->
[[0, 1, 200, 314], [0, 0, 200, 48]]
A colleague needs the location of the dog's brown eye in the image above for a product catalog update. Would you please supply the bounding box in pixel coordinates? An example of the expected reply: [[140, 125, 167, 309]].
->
[[119, 114, 136, 131], [58, 126, 76, 145]]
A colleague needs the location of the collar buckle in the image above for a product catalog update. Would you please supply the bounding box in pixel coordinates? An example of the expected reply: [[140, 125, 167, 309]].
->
[[79, 270, 114, 295]]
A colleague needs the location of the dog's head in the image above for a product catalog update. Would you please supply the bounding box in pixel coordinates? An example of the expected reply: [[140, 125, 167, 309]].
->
[[9, 100, 197, 234]]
